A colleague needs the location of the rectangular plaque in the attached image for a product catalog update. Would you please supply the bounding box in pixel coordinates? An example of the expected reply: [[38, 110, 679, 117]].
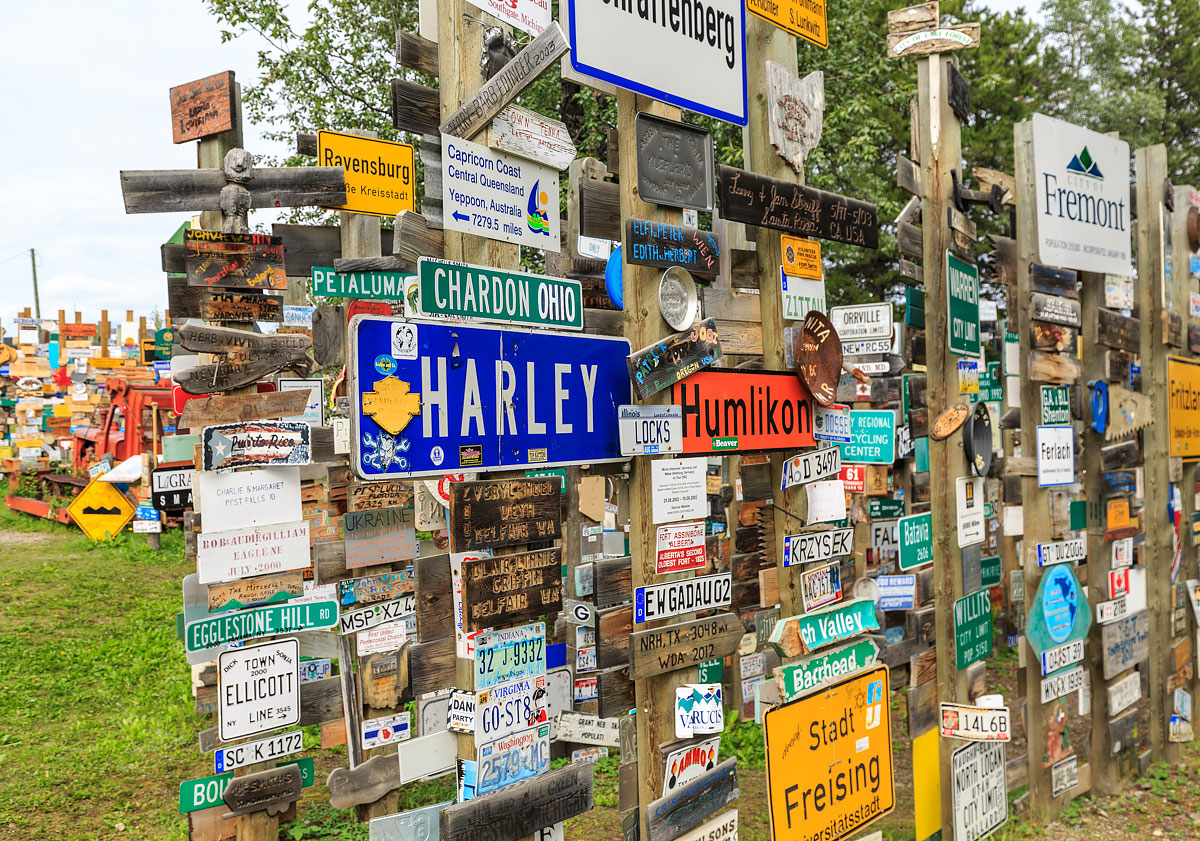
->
[[633, 113, 715, 212], [184, 230, 286, 290], [170, 70, 236, 144], [624, 218, 721, 277], [461, 548, 563, 632], [448, 478, 563, 551]]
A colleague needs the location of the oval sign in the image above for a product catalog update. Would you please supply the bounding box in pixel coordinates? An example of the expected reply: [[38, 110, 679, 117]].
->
[[794, 310, 842, 407], [1041, 565, 1079, 644], [964, 401, 994, 477]]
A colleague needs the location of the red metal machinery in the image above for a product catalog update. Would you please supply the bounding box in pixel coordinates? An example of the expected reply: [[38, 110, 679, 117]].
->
[[71, 377, 174, 472]]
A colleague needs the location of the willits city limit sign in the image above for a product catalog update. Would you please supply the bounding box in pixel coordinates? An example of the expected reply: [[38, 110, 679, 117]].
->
[[566, 0, 748, 125]]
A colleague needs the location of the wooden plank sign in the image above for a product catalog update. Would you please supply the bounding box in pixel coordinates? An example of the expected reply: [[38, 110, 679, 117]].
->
[[1031, 292, 1081, 327], [344, 505, 417, 568], [347, 481, 412, 512], [439, 763, 593, 841], [765, 65, 824, 175], [717, 164, 878, 249], [645, 758, 739, 841], [461, 547, 563, 631], [1030, 322, 1078, 354], [178, 391, 312, 430], [199, 290, 283, 323], [629, 612, 744, 680], [1100, 609, 1150, 680], [201, 421, 311, 471], [1028, 351, 1081, 385], [221, 764, 301, 818], [624, 219, 721, 277], [448, 478, 564, 551], [488, 104, 577, 170], [887, 23, 981, 57], [1096, 308, 1141, 353], [627, 319, 723, 400], [170, 71, 236, 144], [184, 230, 286, 290]]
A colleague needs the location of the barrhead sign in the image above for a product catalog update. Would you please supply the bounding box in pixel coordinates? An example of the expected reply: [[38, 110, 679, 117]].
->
[[1031, 113, 1131, 275], [669, 370, 815, 455]]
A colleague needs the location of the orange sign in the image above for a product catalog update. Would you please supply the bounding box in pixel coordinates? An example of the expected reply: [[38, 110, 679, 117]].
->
[[668, 370, 815, 455], [764, 663, 894, 841], [1106, 498, 1131, 530], [781, 235, 823, 280], [745, 0, 828, 48]]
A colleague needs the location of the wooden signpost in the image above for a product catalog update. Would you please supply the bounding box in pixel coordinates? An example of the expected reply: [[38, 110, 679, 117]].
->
[[627, 319, 723, 400], [171, 70, 237, 144], [461, 548, 563, 631]]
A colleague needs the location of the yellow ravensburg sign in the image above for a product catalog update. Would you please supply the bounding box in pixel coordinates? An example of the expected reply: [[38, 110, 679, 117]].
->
[[1168, 355, 1200, 460], [67, 480, 136, 541], [746, 0, 828, 49], [318, 129, 416, 218], [763, 663, 894, 841]]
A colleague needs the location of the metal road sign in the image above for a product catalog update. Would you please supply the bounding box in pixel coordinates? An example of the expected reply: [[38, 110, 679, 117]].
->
[[418, 257, 582, 330], [67, 480, 135, 541], [951, 741, 1007, 841], [619, 405, 683, 456], [946, 251, 980, 356], [151, 466, 193, 511], [215, 730, 304, 772], [317, 130, 415, 217], [441, 135, 560, 251], [218, 638, 300, 741], [829, 303, 893, 342], [311, 266, 409, 300], [350, 317, 631, 477], [185, 600, 338, 653]]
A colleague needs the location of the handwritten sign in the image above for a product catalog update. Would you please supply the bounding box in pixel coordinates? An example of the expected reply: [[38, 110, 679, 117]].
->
[[461, 548, 563, 631], [184, 230, 286, 290], [449, 478, 563, 551], [627, 319, 723, 400], [344, 505, 417, 568], [624, 218, 721, 277], [633, 113, 715, 211], [170, 71, 236, 144]]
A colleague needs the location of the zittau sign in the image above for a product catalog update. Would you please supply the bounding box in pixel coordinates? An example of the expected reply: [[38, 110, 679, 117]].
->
[[763, 664, 894, 841], [418, 257, 582, 330], [311, 267, 408, 301], [317, 130, 415, 217], [1167, 355, 1200, 460]]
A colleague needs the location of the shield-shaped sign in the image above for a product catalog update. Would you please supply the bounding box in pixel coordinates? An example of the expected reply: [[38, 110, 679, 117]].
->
[[964, 401, 993, 477], [765, 64, 825, 175]]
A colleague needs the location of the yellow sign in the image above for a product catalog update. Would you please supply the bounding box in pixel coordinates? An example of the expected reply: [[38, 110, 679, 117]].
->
[[781, 234, 823, 280], [90, 357, 130, 369], [911, 728, 941, 841], [1169, 355, 1200, 460], [746, 0, 828, 48], [764, 663, 894, 841], [362, 376, 422, 435], [1106, 497, 1131, 530], [67, 480, 136, 541], [318, 129, 416, 218]]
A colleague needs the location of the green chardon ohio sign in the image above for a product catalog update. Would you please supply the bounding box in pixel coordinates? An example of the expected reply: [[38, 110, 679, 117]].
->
[[418, 257, 583, 330], [312, 266, 409, 300], [185, 600, 338, 653]]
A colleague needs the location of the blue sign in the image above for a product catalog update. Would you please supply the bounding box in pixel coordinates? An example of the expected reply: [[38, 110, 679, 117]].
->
[[1041, 565, 1079, 644], [876, 574, 916, 611], [350, 317, 631, 478], [135, 506, 160, 521]]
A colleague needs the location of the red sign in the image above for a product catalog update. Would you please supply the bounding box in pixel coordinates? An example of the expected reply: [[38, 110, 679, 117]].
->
[[655, 521, 707, 574], [840, 465, 865, 493], [172, 384, 207, 415], [1109, 568, 1130, 598], [669, 370, 815, 455], [348, 300, 392, 320], [60, 323, 97, 339]]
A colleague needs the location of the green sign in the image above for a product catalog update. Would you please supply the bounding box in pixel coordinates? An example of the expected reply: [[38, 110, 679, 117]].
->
[[768, 598, 880, 657], [954, 589, 993, 670], [905, 285, 925, 328], [1003, 322, 1020, 376], [155, 327, 174, 358], [1026, 564, 1091, 658], [980, 555, 1002, 588], [697, 658, 724, 683], [1070, 500, 1087, 532], [311, 266, 409, 300], [898, 512, 933, 571], [524, 468, 567, 493], [1041, 385, 1071, 425], [417, 257, 583, 330], [837, 409, 896, 464], [976, 361, 1003, 403], [178, 758, 313, 814], [777, 638, 880, 701], [869, 498, 906, 520], [946, 250, 980, 356], [185, 600, 338, 653], [914, 435, 929, 472]]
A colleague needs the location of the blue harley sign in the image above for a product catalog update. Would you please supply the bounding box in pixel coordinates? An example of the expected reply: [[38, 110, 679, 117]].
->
[[350, 317, 632, 477]]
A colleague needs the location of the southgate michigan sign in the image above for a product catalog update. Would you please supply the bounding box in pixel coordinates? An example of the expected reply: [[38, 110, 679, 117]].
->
[[1031, 112, 1132, 275]]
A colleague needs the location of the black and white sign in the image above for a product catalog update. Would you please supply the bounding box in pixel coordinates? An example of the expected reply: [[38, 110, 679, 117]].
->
[[951, 741, 1007, 841], [619, 405, 683, 456], [448, 690, 477, 733], [214, 729, 304, 773], [780, 446, 840, 490], [782, 528, 854, 567], [151, 466, 194, 511], [1037, 425, 1075, 487], [829, 303, 893, 342], [634, 573, 732, 623], [1037, 537, 1086, 567], [218, 638, 299, 741], [1040, 665, 1086, 704], [956, 476, 985, 548], [1096, 595, 1129, 625], [338, 595, 416, 635]]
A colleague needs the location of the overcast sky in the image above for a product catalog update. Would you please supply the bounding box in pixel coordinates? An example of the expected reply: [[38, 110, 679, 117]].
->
[[0, 0, 1038, 334]]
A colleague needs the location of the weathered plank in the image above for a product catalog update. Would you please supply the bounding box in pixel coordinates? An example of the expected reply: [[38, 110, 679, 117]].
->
[[327, 754, 402, 809], [461, 548, 563, 631], [439, 763, 593, 841], [178, 390, 312, 430], [390, 79, 440, 136], [628, 613, 744, 680], [120, 167, 346, 214], [448, 478, 563, 551], [396, 29, 439, 77]]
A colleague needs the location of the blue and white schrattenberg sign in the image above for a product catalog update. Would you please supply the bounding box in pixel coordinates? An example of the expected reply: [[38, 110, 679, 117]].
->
[[567, 0, 747, 126], [1031, 112, 1131, 275], [350, 316, 631, 478], [442, 134, 561, 252]]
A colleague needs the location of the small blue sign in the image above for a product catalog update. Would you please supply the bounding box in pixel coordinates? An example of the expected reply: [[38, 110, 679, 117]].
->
[[135, 506, 160, 521], [351, 318, 632, 478], [876, 574, 916, 611]]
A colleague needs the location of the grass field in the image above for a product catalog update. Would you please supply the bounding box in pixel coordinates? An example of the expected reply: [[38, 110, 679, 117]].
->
[[2, 498, 1199, 840]]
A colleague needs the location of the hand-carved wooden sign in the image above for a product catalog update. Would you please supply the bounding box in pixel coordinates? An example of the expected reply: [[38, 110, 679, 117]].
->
[[221, 764, 302, 818], [184, 230, 286, 289], [175, 324, 313, 394], [199, 290, 283, 323], [765, 64, 824, 174], [624, 218, 721, 277], [717, 164, 878, 248], [207, 571, 304, 612], [1095, 308, 1141, 353], [634, 112, 715, 211], [178, 390, 311, 430], [448, 478, 563, 551], [170, 70, 237, 144], [629, 613, 744, 681], [1031, 292, 1081, 327], [488, 104, 577, 171], [201, 421, 312, 471], [327, 754, 403, 809], [439, 763, 593, 841], [627, 318, 723, 400], [461, 547, 563, 631]]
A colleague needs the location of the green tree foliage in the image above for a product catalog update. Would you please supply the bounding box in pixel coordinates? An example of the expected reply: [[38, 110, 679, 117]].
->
[[1141, 0, 1200, 180]]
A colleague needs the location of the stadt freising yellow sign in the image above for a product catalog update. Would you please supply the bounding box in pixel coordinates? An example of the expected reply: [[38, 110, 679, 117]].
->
[[318, 130, 416, 218], [1168, 355, 1200, 460]]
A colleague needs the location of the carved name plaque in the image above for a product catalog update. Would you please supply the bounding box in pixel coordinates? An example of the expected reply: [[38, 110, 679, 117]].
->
[[765, 64, 824, 174]]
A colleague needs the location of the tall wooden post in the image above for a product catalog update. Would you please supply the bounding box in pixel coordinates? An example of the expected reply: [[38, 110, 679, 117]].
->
[[742, 16, 808, 617], [198, 83, 244, 233], [615, 90, 687, 840], [1136, 144, 1174, 763], [918, 52, 970, 836]]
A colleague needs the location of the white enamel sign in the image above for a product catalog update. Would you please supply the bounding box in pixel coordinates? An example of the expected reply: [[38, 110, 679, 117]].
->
[[619, 405, 683, 456], [1037, 425, 1075, 487], [651, 457, 708, 524], [218, 638, 300, 741], [196, 520, 311, 584], [1108, 671, 1141, 717], [194, 467, 301, 533], [951, 741, 1007, 841], [1031, 113, 1132, 275]]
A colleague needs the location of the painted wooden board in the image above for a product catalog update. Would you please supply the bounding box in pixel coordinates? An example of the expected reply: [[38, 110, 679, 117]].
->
[[348, 481, 412, 512], [887, 22, 981, 57], [1096, 308, 1141, 353], [488, 104, 576, 170], [628, 612, 744, 680], [461, 548, 563, 632], [1030, 322, 1078, 354], [627, 319, 722, 400], [1100, 610, 1150, 680], [199, 290, 283, 323], [765, 64, 824, 175], [1028, 351, 1081, 384], [207, 571, 304, 611], [644, 758, 738, 841], [438, 763, 593, 841], [178, 390, 312, 430], [768, 598, 879, 658], [1031, 292, 1081, 327], [170, 70, 237, 144], [448, 478, 563, 552]]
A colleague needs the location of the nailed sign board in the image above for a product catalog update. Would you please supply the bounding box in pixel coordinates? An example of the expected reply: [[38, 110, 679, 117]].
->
[[418, 257, 582, 330], [635, 573, 732, 624], [345, 505, 418, 568], [782, 527, 854, 567], [1031, 292, 1082, 328], [1040, 664, 1086, 703], [956, 476, 985, 548], [954, 589, 992, 669], [197, 521, 311, 584], [201, 421, 311, 471], [947, 251, 980, 357], [351, 318, 631, 477], [170, 71, 236, 143], [1108, 671, 1141, 717], [475, 622, 546, 691], [184, 230, 286, 290], [477, 723, 551, 796], [619, 405, 684, 457], [628, 319, 723, 400], [218, 638, 300, 741], [475, 675, 549, 743], [449, 478, 563, 551], [466, 0, 550, 34], [951, 741, 1007, 841], [318, 130, 415, 217], [463, 548, 563, 631], [764, 65, 825, 173], [1167, 356, 1200, 460], [186, 600, 338, 653], [193, 467, 301, 533], [774, 638, 879, 701], [1040, 639, 1085, 676], [781, 446, 840, 490], [763, 664, 893, 841], [655, 520, 707, 574], [781, 266, 826, 321], [222, 765, 302, 818], [629, 612, 743, 681], [624, 218, 721, 277], [749, 0, 826, 46], [1031, 113, 1132, 275], [1101, 610, 1149, 679], [830, 303, 893, 342], [634, 113, 715, 212], [567, 0, 747, 125], [312, 267, 408, 301], [440, 763, 593, 841], [1037, 538, 1086, 567], [1040, 385, 1071, 425], [441, 134, 560, 251], [651, 457, 708, 524], [338, 595, 416, 635], [200, 290, 283, 323], [489, 105, 576, 170], [768, 598, 879, 659], [151, 466, 194, 511], [646, 757, 737, 841], [717, 164, 878, 248], [801, 562, 843, 612], [669, 369, 815, 454], [1027, 565, 1091, 659]]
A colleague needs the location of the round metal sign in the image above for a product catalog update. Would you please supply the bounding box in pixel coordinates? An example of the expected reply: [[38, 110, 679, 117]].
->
[[794, 310, 842, 407], [930, 403, 970, 441], [964, 401, 993, 477], [657, 266, 698, 332]]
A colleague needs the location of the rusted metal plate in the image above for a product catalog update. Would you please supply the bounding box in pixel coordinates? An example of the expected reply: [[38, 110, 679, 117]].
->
[[634, 112, 714, 211], [793, 311, 842, 407], [221, 765, 302, 818]]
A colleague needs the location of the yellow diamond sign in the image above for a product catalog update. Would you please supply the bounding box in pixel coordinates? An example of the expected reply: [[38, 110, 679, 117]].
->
[[362, 376, 422, 435], [67, 480, 136, 541]]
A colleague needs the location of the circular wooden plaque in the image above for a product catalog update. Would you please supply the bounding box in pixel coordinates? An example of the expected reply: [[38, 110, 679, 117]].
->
[[793, 310, 842, 407]]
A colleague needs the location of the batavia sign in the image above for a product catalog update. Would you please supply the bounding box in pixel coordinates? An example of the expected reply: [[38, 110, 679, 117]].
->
[[668, 369, 815, 454]]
